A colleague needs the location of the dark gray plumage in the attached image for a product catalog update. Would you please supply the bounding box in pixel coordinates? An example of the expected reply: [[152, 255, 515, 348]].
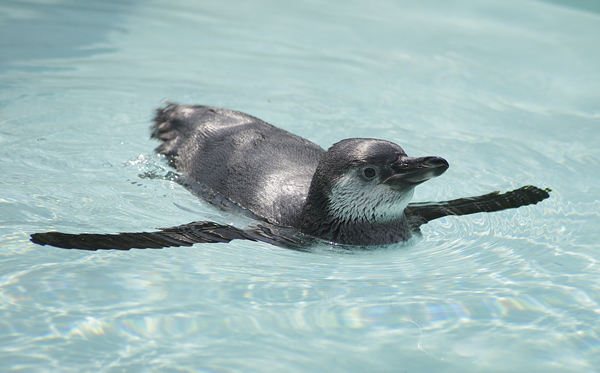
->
[[152, 104, 448, 245]]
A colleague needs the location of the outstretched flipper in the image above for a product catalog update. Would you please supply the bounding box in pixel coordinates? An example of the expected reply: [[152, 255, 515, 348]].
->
[[30, 221, 315, 251], [405, 185, 551, 230], [30, 221, 257, 251], [30, 186, 550, 251]]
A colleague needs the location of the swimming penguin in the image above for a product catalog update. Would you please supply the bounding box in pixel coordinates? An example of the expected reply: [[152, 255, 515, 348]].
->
[[30, 104, 550, 250], [153, 105, 450, 245]]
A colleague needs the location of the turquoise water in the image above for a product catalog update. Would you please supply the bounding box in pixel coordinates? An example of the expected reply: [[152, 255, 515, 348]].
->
[[1, 0, 599, 371]]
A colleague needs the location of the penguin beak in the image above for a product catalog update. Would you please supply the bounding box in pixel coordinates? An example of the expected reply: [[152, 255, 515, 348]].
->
[[384, 156, 449, 185]]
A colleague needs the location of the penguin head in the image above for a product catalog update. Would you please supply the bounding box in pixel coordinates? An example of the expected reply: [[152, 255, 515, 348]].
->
[[301, 138, 448, 234]]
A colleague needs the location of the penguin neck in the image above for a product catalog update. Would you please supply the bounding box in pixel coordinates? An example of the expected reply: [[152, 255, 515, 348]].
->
[[299, 200, 412, 246], [298, 174, 415, 246]]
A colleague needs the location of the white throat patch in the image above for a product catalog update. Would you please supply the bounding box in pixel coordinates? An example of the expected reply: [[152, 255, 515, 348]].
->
[[328, 172, 414, 223]]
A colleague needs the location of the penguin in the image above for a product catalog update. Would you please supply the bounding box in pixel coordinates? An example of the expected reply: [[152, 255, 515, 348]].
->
[[30, 104, 550, 250], [152, 105, 449, 246]]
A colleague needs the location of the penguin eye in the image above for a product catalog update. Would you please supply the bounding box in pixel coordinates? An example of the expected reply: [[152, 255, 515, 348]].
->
[[362, 167, 378, 179]]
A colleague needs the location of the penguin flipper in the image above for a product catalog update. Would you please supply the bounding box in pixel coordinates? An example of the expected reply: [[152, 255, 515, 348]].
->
[[30, 221, 256, 251], [405, 185, 551, 229], [31, 186, 551, 250], [30, 221, 314, 251]]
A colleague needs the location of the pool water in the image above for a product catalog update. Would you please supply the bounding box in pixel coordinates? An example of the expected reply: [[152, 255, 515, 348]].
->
[[1, 0, 599, 371]]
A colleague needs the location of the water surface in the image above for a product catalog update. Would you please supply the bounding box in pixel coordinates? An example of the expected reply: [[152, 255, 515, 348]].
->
[[1, 0, 599, 371]]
